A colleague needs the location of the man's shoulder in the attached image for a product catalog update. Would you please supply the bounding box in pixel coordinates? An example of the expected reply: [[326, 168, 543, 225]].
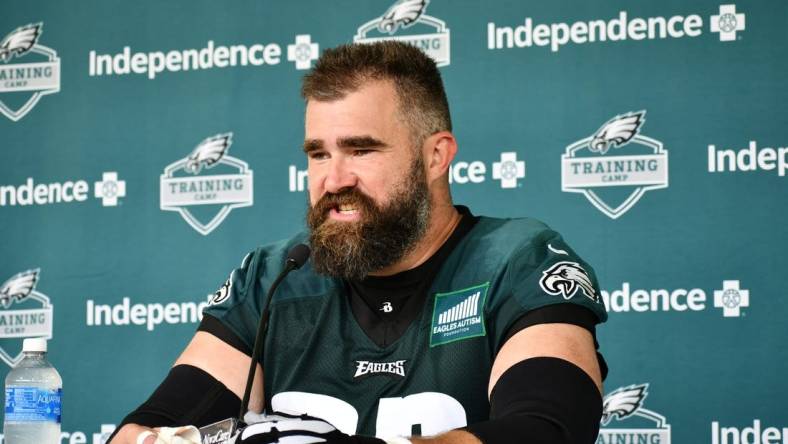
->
[[462, 213, 557, 258]]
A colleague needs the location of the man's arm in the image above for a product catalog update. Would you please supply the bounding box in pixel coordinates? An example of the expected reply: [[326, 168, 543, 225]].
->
[[174, 331, 265, 408], [109, 331, 264, 444], [488, 323, 602, 394], [412, 322, 601, 444]]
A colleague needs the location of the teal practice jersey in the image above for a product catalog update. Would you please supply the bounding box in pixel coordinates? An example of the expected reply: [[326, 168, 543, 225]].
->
[[203, 214, 607, 439]]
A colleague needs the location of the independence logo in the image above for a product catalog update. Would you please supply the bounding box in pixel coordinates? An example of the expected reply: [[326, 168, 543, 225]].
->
[[89, 34, 319, 80], [0, 23, 60, 121], [488, 4, 745, 52], [561, 111, 668, 219], [0, 171, 125, 207], [354, 0, 450, 67], [0, 269, 54, 367], [598, 383, 671, 444], [430, 282, 488, 347], [160, 133, 253, 235], [289, 151, 525, 192]]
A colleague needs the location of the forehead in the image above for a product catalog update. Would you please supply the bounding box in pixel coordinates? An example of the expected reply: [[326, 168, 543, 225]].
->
[[304, 80, 405, 140]]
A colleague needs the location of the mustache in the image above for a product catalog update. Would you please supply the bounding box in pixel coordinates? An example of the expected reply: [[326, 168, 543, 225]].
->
[[310, 188, 377, 223]]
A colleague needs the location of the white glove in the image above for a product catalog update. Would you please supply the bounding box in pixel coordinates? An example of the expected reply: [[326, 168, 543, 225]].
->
[[237, 411, 410, 444]]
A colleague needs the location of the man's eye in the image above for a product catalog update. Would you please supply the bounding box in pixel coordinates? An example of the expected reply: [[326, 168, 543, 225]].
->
[[309, 151, 329, 160], [353, 149, 372, 156]]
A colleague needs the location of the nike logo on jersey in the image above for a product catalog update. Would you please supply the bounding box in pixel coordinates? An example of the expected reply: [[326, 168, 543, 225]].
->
[[547, 243, 569, 256]]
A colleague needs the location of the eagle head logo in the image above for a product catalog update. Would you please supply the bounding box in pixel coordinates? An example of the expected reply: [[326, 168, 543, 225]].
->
[[539, 261, 598, 302], [378, 0, 430, 35], [210, 277, 232, 306], [0, 269, 40, 309], [601, 384, 649, 425], [589, 111, 645, 155], [184, 133, 232, 175], [0, 23, 43, 63]]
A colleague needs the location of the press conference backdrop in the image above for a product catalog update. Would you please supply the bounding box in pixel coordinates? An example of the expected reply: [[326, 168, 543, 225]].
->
[[1, 0, 786, 442]]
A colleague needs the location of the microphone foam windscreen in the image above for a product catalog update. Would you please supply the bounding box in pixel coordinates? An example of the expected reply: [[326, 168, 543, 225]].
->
[[287, 244, 311, 269]]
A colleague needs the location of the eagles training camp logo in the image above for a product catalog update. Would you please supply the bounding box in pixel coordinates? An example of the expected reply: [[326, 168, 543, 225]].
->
[[160, 133, 254, 235], [0, 23, 60, 121], [540, 262, 598, 302], [562, 111, 668, 219], [354, 0, 451, 67], [597, 384, 671, 444], [0, 269, 54, 367]]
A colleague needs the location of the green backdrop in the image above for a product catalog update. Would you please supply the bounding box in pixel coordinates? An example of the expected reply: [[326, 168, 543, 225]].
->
[[1, 1, 786, 443]]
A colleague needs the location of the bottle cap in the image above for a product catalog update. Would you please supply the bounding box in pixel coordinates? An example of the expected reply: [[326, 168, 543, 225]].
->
[[22, 338, 47, 353]]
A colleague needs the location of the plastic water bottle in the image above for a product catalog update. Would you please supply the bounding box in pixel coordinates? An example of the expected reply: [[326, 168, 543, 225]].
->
[[3, 338, 62, 444]]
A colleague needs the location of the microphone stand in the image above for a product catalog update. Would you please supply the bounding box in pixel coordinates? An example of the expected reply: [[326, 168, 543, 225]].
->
[[237, 258, 299, 424], [198, 244, 309, 443]]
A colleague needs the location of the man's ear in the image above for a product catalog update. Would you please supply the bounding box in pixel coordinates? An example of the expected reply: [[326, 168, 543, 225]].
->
[[423, 131, 458, 182]]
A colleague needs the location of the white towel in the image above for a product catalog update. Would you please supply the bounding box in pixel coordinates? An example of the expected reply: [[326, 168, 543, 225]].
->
[[136, 426, 202, 444]]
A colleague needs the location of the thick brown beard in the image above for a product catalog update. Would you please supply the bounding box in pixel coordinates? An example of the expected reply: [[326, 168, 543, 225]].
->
[[307, 156, 430, 280]]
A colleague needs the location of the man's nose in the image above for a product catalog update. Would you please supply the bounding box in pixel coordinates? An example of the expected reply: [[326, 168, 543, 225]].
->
[[323, 157, 358, 193]]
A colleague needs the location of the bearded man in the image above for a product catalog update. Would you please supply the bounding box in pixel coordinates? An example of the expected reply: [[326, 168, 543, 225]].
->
[[110, 41, 608, 444]]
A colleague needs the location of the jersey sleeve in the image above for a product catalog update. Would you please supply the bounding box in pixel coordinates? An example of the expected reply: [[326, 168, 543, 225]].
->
[[487, 228, 607, 353], [199, 249, 263, 355]]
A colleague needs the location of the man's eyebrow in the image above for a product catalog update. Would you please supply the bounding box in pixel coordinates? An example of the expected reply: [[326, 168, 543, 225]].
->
[[303, 139, 323, 153], [337, 136, 388, 149], [303, 136, 388, 153]]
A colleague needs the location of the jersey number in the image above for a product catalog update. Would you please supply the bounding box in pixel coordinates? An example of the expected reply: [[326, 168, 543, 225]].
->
[[271, 391, 467, 438]]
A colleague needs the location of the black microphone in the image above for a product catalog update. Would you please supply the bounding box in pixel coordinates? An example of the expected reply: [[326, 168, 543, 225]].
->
[[285, 244, 311, 271], [198, 244, 310, 443], [238, 243, 310, 423]]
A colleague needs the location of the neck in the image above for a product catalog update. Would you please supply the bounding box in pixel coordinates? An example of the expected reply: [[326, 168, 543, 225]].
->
[[368, 202, 461, 277]]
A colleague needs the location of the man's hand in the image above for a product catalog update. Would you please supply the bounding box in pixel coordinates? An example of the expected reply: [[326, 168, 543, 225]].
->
[[109, 423, 201, 444], [108, 331, 262, 444], [108, 423, 156, 444], [410, 431, 480, 444]]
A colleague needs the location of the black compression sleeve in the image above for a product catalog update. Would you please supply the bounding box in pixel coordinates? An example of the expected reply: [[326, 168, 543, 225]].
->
[[108, 364, 240, 442], [465, 357, 602, 444]]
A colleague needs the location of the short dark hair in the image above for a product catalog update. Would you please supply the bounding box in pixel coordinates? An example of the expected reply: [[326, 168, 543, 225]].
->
[[301, 41, 452, 147]]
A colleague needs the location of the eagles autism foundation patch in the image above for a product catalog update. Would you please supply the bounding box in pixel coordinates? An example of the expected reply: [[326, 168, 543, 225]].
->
[[430, 282, 489, 347]]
